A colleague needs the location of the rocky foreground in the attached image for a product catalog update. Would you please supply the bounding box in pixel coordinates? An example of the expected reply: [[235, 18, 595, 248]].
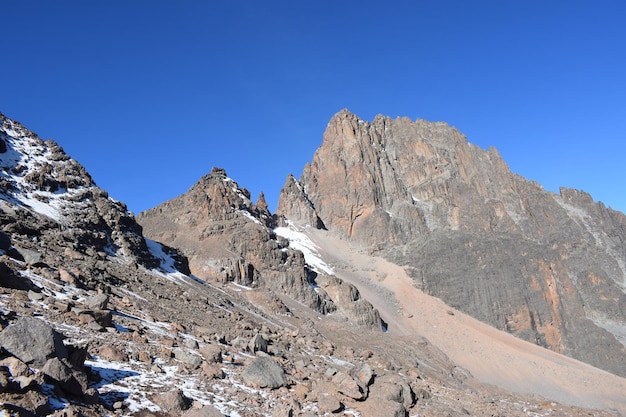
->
[[1, 233, 621, 417]]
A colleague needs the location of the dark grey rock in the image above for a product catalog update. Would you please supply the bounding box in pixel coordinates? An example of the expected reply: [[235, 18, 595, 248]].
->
[[241, 356, 287, 389], [249, 333, 268, 353], [40, 357, 88, 396], [0, 317, 68, 367], [13, 247, 43, 266], [0, 261, 35, 291], [173, 348, 202, 368], [86, 293, 109, 310]]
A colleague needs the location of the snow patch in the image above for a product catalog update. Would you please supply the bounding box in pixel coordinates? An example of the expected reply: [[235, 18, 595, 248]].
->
[[144, 238, 177, 272], [239, 208, 262, 225], [273, 223, 334, 275]]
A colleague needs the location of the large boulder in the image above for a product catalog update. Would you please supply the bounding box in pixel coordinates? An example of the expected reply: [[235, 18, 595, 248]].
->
[[241, 356, 287, 389], [40, 357, 88, 397], [0, 317, 68, 367]]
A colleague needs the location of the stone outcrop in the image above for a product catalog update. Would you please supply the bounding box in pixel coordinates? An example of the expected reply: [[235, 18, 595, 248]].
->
[[138, 167, 385, 330], [138, 168, 332, 311], [277, 109, 626, 377]]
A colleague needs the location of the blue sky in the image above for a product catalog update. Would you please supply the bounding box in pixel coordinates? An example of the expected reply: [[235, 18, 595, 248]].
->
[[2, 1, 625, 214]]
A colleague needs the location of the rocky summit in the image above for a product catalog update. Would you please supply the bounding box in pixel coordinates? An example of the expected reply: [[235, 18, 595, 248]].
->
[[1, 111, 626, 416]]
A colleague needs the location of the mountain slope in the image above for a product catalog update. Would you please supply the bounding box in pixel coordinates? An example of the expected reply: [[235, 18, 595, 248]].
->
[[276, 109, 626, 377]]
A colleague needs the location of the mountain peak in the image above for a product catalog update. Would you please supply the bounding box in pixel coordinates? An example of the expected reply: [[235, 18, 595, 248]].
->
[[277, 109, 626, 378]]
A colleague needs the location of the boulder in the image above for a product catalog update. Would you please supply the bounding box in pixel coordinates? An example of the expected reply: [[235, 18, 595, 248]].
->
[[199, 343, 222, 363], [201, 362, 225, 380], [152, 389, 192, 413], [0, 261, 35, 291], [13, 247, 43, 266], [331, 371, 364, 400], [40, 357, 88, 396], [241, 356, 287, 389], [353, 362, 374, 387], [86, 293, 109, 310], [173, 348, 202, 368], [360, 399, 406, 417], [1, 390, 51, 416], [317, 392, 342, 414], [27, 290, 44, 301], [0, 356, 37, 390], [0, 317, 68, 367], [0, 231, 10, 251], [99, 344, 128, 362]]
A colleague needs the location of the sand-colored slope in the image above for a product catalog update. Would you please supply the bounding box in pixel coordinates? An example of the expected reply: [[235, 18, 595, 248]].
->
[[305, 228, 626, 415]]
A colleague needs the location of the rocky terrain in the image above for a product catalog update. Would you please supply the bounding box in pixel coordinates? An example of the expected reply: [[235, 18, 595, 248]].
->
[[0, 111, 625, 416]]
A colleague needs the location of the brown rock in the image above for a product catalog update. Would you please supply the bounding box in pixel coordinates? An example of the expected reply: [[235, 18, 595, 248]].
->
[[331, 371, 364, 400], [0, 356, 36, 390], [353, 363, 374, 387], [152, 389, 192, 413], [200, 343, 222, 363], [99, 344, 128, 362], [201, 362, 225, 380], [317, 392, 342, 413], [59, 268, 77, 285], [293, 382, 310, 401], [275, 109, 626, 377], [359, 398, 406, 417]]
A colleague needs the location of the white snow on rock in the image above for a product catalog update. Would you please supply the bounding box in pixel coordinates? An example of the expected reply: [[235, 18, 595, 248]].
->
[[0, 122, 80, 222], [273, 222, 334, 275]]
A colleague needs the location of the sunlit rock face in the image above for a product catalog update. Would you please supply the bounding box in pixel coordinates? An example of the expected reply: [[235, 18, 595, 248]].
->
[[277, 109, 626, 377]]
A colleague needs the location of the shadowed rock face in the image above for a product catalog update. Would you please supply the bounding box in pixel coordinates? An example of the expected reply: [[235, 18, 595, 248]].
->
[[277, 109, 626, 377]]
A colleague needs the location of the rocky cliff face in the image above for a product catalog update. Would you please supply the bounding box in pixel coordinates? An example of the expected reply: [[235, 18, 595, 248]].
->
[[277, 109, 626, 377], [137, 167, 384, 330]]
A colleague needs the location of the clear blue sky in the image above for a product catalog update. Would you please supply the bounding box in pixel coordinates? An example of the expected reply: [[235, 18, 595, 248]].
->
[[2, 1, 625, 215]]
